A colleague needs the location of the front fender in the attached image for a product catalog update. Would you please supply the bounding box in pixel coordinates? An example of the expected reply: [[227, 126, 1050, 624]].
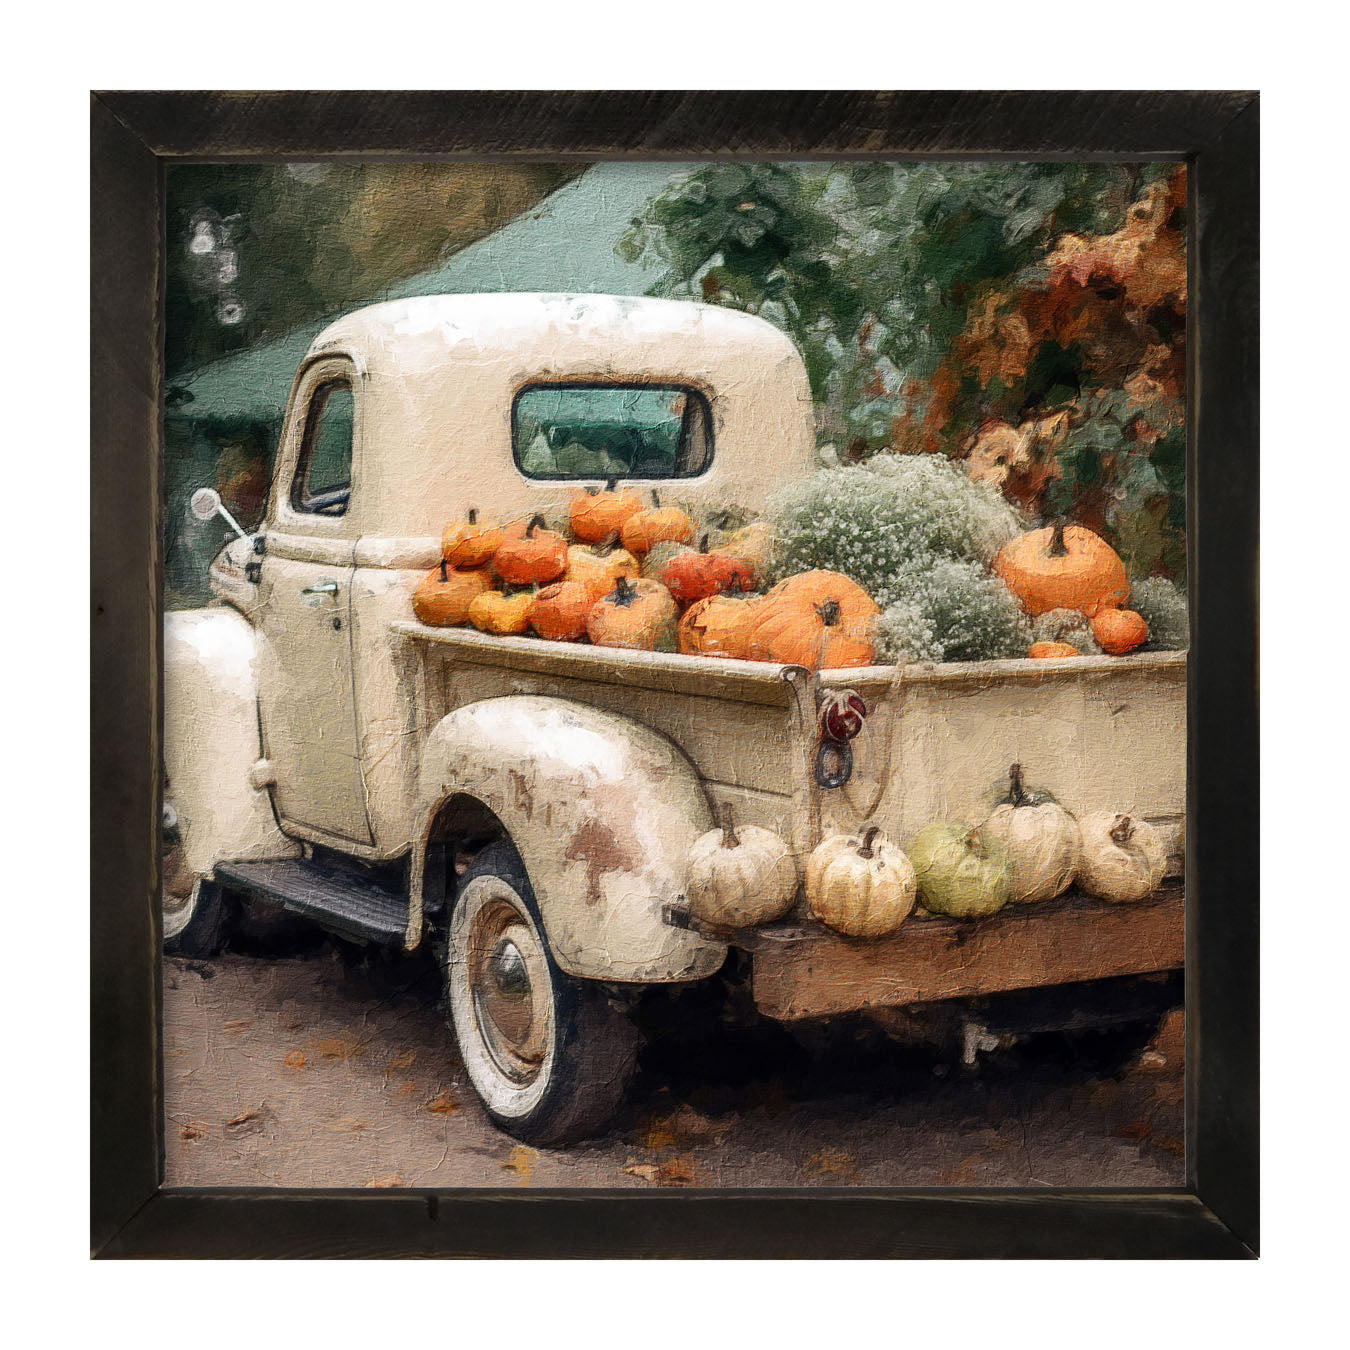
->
[[412, 695, 725, 983], [164, 607, 301, 876]]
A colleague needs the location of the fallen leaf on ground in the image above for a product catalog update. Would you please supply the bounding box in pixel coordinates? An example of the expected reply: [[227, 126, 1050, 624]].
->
[[179, 1123, 208, 1142], [1153, 1134, 1185, 1158], [393, 1080, 418, 1098], [388, 1049, 417, 1072], [425, 1090, 460, 1115], [365, 1175, 405, 1188], [937, 1161, 979, 1186], [503, 1145, 537, 1183], [1115, 1119, 1154, 1141], [222, 1018, 253, 1032], [283, 1050, 307, 1070], [317, 1037, 351, 1060], [224, 1109, 267, 1137], [802, 1147, 861, 1183], [334, 1116, 369, 1133], [621, 1155, 702, 1187]]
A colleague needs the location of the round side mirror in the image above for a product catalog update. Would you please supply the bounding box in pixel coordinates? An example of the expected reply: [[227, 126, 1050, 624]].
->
[[190, 487, 223, 521]]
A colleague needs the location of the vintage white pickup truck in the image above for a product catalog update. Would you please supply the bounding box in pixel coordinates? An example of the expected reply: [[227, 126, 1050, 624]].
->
[[164, 293, 1185, 1144]]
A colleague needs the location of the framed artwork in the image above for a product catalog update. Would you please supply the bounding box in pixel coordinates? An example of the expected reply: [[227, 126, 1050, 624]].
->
[[91, 90, 1258, 1258]]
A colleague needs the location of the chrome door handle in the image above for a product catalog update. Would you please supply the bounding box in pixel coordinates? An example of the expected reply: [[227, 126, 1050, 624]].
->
[[301, 581, 340, 597]]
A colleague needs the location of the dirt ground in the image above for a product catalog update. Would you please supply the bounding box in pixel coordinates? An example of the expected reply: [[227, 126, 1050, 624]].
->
[[163, 934, 1185, 1190]]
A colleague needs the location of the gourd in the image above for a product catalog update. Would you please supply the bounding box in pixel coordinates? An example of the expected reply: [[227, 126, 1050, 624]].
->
[[564, 534, 640, 601], [528, 580, 596, 642], [678, 594, 759, 659], [685, 803, 798, 928], [745, 570, 880, 670], [1091, 606, 1150, 655], [805, 825, 917, 939], [981, 764, 1081, 904], [1076, 812, 1166, 903], [718, 521, 775, 578], [467, 588, 534, 636], [1031, 606, 1100, 654], [411, 560, 492, 627], [442, 508, 505, 568], [658, 534, 758, 607], [909, 823, 1013, 920], [993, 521, 1130, 617], [493, 514, 568, 586], [587, 576, 679, 651], [1028, 641, 1082, 659], [619, 490, 695, 555], [570, 480, 644, 543]]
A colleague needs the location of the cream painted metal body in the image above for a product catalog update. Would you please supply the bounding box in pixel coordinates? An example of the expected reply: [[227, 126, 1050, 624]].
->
[[166, 292, 1185, 993]]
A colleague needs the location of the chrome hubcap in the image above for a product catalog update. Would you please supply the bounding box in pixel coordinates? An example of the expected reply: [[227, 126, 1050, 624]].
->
[[467, 900, 551, 1084]]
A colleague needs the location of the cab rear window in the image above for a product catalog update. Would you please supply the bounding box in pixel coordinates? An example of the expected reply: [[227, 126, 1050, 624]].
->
[[512, 383, 712, 480]]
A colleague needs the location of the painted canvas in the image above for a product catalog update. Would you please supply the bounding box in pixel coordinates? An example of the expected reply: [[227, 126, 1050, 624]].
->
[[161, 160, 1188, 1189]]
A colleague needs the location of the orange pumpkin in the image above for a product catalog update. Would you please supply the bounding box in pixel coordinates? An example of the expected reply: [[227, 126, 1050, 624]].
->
[[678, 594, 759, 659], [564, 533, 641, 601], [493, 514, 568, 586], [619, 491, 695, 555], [570, 480, 645, 543], [745, 570, 880, 670], [587, 576, 678, 651], [411, 560, 492, 627], [442, 508, 505, 568], [1091, 606, 1149, 655], [467, 588, 534, 636], [1028, 641, 1082, 660], [658, 534, 758, 608], [528, 580, 595, 642], [993, 521, 1130, 617]]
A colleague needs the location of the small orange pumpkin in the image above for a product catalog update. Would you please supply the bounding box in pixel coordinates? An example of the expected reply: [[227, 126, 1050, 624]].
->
[[745, 570, 879, 670], [678, 594, 759, 659], [493, 514, 568, 587], [587, 576, 678, 651], [993, 521, 1130, 617], [570, 480, 645, 543], [411, 560, 492, 627], [619, 491, 695, 555], [467, 588, 534, 636], [564, 533, 641, 601], [658, 534, 758, 608], [528, 581, 596, 642], [442, 508, 505, 568], [1090, 606, 1149, 655], [1028, 641, 1082, 660]]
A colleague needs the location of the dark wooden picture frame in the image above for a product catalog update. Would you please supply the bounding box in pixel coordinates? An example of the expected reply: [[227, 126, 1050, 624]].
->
[[91, 90, 1258, 1259]]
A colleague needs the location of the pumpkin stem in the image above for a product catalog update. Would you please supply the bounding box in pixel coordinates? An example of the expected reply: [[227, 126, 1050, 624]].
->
[[1110, 814, 1135, 846], [698, 533, 710, 553], [605, 477, 618, 492], [1009, 762, 1027, 807], [1047, 519, 1069, 557], [719, 801, 740, 849], [857, 824, 881, 859], [597, 530, 621, 557], [964, 826, 984, 855], [816, 599, 842, 627], [438, 560, 448, 583], [612, 576, 637, 606], [467, 508, 477, 525], [526, 513, 546, 538], [651, 490, 661, 508]]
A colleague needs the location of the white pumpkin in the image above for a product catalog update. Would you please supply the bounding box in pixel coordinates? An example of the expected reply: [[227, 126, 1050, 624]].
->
[[1076, 812, 1166, 903], [806, 825, 917, 939], [685, 803, 798, 928], [981, 764, 1082, 904]]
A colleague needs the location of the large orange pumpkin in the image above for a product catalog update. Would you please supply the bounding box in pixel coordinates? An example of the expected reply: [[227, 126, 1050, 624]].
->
[[745, 570, 880, 670], [658, 535, 758, 607], [467, 588, 534, 636], [493, 514, 568, 587], [587, 576, 678, 651], [564, 534, 641, 601], [528, 580, 595, 642], [569, 480, 644, 543], [678, 594, 759, 659], [619, 491, 695, 555], [1028, 640, 1082, 660], [411, 561, 492, 627], [442, 508, 505, 568], [993, 521, 1130, 617], [1091, 606, 1149, 655]]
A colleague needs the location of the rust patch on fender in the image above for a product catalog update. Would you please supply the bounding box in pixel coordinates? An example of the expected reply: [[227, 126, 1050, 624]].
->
[[564, 815, 643, 906]]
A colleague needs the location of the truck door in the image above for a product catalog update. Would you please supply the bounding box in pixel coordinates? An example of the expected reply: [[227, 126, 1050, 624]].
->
[[256, 357, 373, 845]]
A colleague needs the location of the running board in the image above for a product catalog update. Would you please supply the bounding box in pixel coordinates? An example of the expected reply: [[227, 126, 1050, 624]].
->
[[213, 857, 409, 946]]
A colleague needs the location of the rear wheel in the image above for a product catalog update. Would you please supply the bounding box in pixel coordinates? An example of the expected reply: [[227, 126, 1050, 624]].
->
[[445, 842, 638, 1146], [161, 812, 229, 957]]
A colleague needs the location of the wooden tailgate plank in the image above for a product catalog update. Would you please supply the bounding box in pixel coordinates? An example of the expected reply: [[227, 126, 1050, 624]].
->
[[749, 886, 1183, 1021]]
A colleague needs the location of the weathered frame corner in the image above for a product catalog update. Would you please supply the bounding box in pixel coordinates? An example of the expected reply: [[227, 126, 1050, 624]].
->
[[91, 90, 1258, 1259]]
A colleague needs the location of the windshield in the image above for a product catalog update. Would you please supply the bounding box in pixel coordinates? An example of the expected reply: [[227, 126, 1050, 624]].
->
[[512, 383, 712, 480]]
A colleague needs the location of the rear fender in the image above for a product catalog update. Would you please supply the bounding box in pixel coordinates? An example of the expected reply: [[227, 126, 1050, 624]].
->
[[411, 695, 725, 983], [164, 607, 301, 876]]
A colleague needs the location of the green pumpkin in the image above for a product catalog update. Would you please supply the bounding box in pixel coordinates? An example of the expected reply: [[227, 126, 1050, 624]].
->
[[909, 822, 1013, 920]]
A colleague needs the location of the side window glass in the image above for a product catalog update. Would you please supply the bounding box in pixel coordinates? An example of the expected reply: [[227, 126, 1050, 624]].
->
[[291, 379, 354, 515]]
